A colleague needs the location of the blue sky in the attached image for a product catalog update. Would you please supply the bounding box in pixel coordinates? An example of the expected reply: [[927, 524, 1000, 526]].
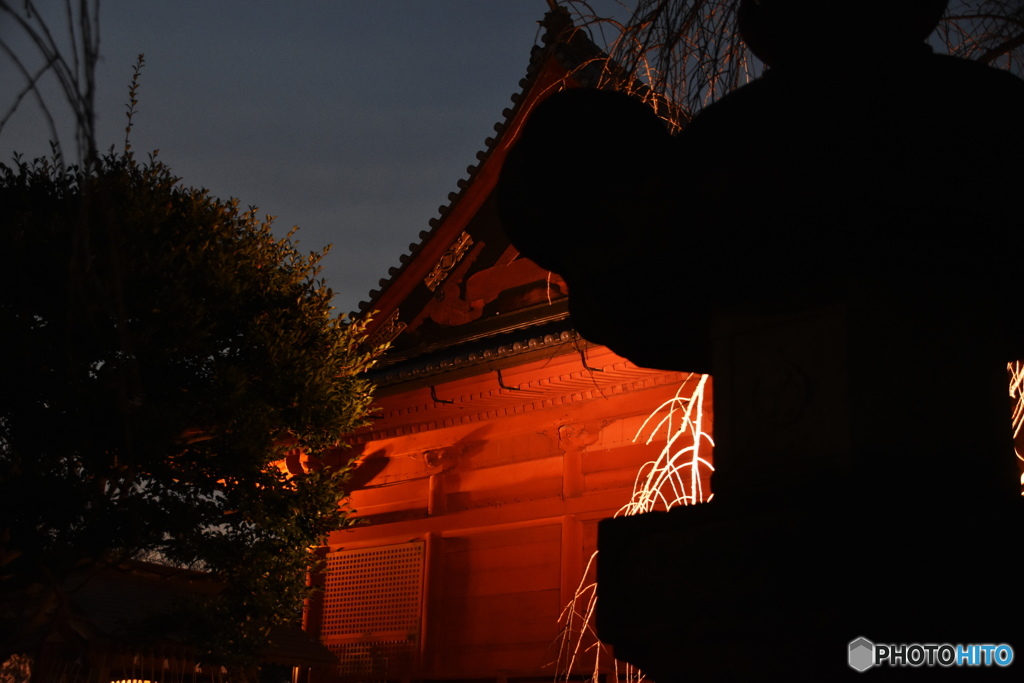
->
[[1, 1, 627, 314]]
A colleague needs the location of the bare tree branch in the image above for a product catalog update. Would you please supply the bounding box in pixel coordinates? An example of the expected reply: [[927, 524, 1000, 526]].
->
[[0, 0, 100, 167], [562, 0, 1024, 129]]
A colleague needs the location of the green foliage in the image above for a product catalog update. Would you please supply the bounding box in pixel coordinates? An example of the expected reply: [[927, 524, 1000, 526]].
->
[[0, 149, 375, 664]]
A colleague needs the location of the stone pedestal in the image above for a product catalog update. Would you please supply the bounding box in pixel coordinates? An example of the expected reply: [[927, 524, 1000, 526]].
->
[[597, 302, 1023, 680], [598, 495, 1023, 681]]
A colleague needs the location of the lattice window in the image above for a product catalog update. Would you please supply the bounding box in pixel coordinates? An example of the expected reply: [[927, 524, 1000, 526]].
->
[[322, 541, 425, 678]]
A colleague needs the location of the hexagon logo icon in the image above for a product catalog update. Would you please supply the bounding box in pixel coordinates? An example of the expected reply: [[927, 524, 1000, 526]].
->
[[849, 637, 875, 672]]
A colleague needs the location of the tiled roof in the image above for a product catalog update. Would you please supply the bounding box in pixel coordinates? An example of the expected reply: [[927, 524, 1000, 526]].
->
[[369, 323, 579, 388], [356, 8, 593, 315]]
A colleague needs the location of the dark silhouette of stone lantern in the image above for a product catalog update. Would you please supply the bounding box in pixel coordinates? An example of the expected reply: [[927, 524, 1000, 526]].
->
[[498, 0, 1024, 679]]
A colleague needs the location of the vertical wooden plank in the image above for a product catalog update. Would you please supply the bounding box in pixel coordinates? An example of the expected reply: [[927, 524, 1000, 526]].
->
[[419, 531, 434, 675], [560, 515, 583, 611]]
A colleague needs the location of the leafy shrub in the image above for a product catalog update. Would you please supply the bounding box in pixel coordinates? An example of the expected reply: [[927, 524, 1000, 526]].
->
[[0, 149, 374, 665]]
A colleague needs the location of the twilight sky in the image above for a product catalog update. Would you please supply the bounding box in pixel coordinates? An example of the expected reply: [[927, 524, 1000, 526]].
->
[[1, 1, 626, 314]]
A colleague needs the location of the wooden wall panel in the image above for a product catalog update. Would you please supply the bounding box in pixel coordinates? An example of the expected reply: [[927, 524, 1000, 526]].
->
[[448, 456, 562, 492], [315, 357, 709, 681], [581, 442, 675, 475], [442, 528, 560, 597], [446, 477, 563, 512], [349, 477, 429, 515], [437, 591, 561, 647], [429, 525, 562, 678], [433, 593, 562, 677], [583, 413, 665, 451], [582, 442, 664, 496], [444, 454, 564, 512], [458, 431, 559, 470]]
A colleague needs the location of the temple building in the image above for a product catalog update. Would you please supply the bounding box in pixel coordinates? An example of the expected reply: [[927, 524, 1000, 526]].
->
[[302, 9, 712, 682]]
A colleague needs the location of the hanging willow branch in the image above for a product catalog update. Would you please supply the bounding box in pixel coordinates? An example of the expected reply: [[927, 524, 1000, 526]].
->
[[563, 0, 1024, 130]]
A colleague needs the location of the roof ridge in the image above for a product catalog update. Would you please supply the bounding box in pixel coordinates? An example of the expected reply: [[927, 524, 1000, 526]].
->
[[355, 8, 584, 315]]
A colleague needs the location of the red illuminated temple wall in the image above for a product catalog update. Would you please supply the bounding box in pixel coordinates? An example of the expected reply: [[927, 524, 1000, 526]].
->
[[306, 348, 710, 682], [299, 9, 717, 680]]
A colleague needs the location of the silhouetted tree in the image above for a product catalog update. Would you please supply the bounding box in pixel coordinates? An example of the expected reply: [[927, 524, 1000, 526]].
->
[[1, 5, 377, 671], [0, 146, 376, 669]]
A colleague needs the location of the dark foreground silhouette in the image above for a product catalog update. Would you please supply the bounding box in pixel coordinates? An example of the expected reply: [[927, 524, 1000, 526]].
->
[[499, 0, 1024, 679]]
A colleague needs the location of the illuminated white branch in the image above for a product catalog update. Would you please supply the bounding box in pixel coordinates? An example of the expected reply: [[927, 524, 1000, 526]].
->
[[1008, 361, 1024, 492], [555, 374, 714, 683]]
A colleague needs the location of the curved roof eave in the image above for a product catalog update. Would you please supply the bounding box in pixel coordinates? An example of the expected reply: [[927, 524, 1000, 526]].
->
[[355, 8, 604, 336]]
